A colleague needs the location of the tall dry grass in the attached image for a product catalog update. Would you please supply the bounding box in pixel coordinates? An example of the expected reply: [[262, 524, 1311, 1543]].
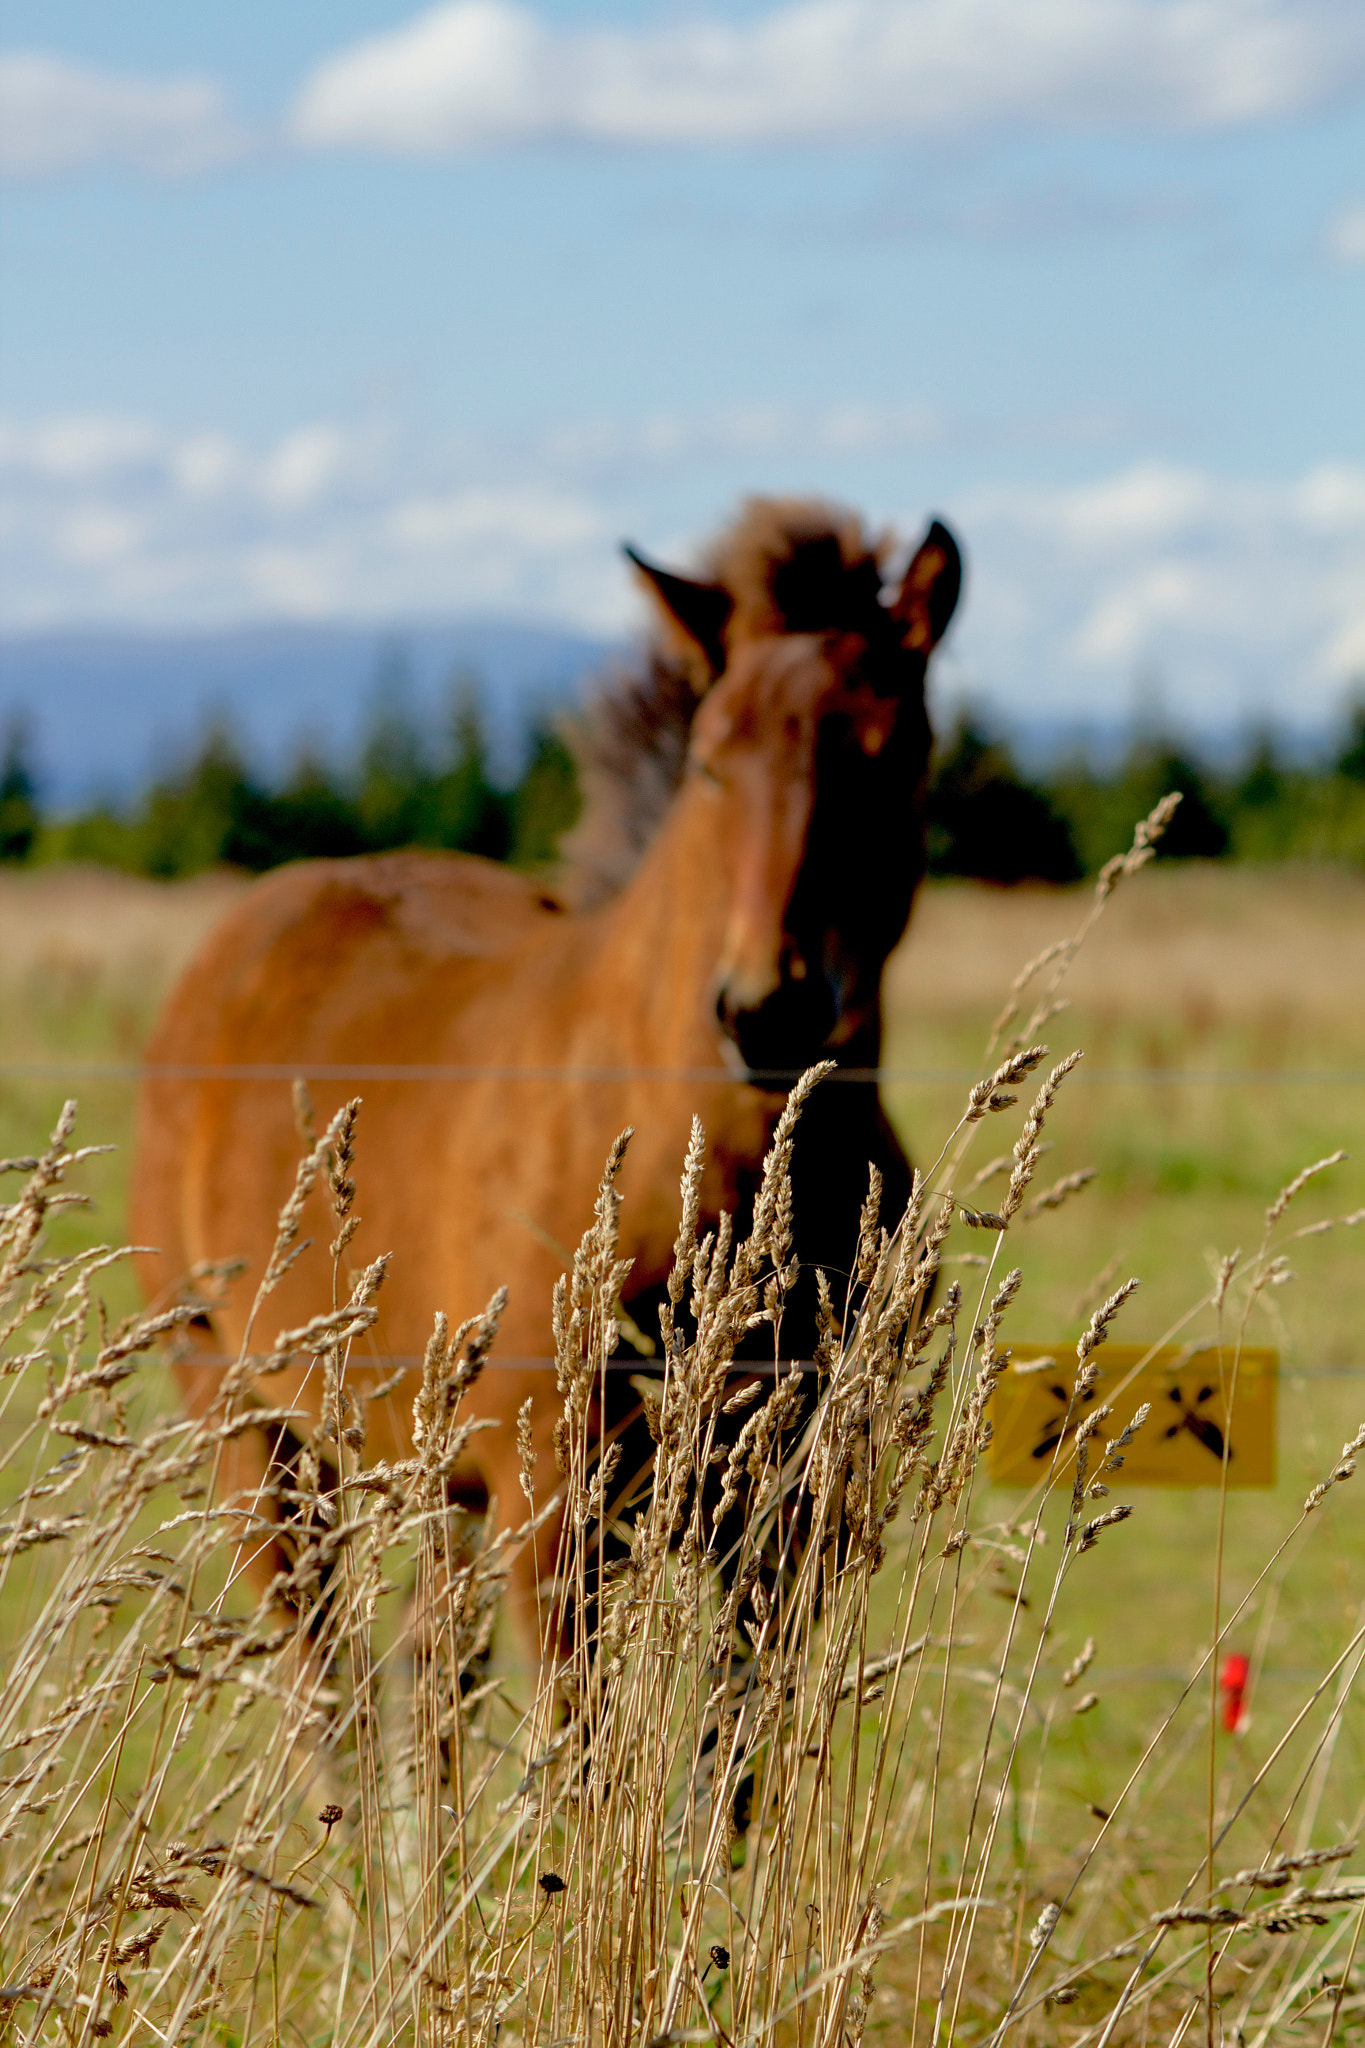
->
[[0, 866, 245, 1048], [0, 805, 1363, 2045]]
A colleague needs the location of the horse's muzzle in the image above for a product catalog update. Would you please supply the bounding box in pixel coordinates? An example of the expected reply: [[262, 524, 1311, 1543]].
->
[[715, 970, 839, 1078]]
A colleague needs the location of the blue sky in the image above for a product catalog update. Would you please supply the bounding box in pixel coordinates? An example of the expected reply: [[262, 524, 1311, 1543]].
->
[[1, 0, 1363, 736]]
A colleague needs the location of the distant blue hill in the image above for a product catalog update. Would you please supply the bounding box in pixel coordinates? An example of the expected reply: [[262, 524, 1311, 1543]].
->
[[0, 619, 615, 807]]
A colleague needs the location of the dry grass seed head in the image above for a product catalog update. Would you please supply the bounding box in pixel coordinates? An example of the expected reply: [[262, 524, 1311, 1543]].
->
[[259, 1100, 356, 1296], [856, 1165, 883, 1287], [1076, 1276, 1140, 1373], [966, 1046, 1049, 1125], [1304, 1419, 1365, 1511], [1022, 1167, 1096, 1222], [1061, 1637, 1096, 1687], [1265, 1149, 1347, 1231], [1000, 1050, 1083, 1223], [667, 1115, 706, 1308], [1076, 1503, 1133, 1553]]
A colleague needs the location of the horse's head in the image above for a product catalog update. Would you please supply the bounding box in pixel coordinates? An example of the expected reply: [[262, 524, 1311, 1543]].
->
[[627, 503, 962, 1075]]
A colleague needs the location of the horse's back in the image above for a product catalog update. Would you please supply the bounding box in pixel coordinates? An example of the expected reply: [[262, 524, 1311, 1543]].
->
[[131, 851, 560, 1317], [160, 850, 553, 1012]]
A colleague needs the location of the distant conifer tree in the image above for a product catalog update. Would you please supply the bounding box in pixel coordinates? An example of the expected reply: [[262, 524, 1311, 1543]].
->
[[356, 647, 429, 848], [1232, 729, 1286, 812], [419, 680, 511, 859], [509, 725, 580, 870], [927, 715, 1081, 883], [137, 725, 258, 877], [0, 718, 39, 863], [1337, 695, 1365, 783], [1120, 742, 1229, 859]]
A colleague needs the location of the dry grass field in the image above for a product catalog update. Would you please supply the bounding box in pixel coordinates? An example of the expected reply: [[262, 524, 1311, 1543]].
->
[[8, 855, 1360, 1344], [0, 865, 245, 1318], [1, 851, 1363, 2044]]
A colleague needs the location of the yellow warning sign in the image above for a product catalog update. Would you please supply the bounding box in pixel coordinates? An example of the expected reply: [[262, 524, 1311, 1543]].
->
[[989, 1343, 1278, 1489]]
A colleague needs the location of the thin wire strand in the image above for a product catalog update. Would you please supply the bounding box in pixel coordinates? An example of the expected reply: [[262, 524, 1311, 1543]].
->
[[167, 1352, 1365, 1376], [5, 1061, 1365, 1085]]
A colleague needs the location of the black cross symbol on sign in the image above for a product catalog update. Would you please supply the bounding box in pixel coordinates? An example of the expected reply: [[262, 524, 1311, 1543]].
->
[[1030, 1382, 1098, 1461], [1162, 1383, 1230, 1462]]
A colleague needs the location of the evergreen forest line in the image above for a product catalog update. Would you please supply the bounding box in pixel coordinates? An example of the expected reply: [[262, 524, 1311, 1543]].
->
[[5, 671, 1365, 885]]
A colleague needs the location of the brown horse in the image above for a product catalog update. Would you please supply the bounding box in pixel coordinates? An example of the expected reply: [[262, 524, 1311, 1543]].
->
[[131, 497, 961, 1658]]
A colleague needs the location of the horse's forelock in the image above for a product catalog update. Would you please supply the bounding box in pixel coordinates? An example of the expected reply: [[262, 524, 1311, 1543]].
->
[[704, 496, 886, 638]]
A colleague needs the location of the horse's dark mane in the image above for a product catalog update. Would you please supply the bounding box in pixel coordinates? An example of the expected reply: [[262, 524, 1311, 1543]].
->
[[558, 649, 697, 908], [560, 497, 887, 906]]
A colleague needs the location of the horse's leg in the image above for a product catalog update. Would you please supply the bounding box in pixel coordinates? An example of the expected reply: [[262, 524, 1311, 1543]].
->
[[173, 1323, 344, 1706], [174, 1320, 294, 1609]]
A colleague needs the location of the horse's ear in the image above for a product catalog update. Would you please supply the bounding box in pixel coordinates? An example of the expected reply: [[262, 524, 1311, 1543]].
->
[[624, 544, 733, 686], [888, 519, 962, 657]]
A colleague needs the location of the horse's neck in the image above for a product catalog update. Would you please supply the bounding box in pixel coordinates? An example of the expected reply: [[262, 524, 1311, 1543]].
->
[[584, 779, 739, 1060]]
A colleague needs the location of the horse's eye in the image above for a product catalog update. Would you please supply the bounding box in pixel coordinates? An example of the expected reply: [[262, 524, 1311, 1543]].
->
[[693, 758, 723, 788]]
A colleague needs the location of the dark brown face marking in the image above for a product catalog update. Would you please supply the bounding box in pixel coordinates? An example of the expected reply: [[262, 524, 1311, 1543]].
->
[[690, 626, 930, 1064]]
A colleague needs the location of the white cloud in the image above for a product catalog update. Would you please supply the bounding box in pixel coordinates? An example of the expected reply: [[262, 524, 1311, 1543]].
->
[[245, 545, 347, 619], [2, 409, 1364, 727], [387, 484, 603, 552], [539, 402, 941, 476], [954, 460, 1365, 720], [0, 415, 370, 513], [1328, 612, 1365, 676], [0, 415, 160, 480], [8, 0, 1362, 185], [1326, 200, 1365, 264], [0, 410, 618, 630], [260, 427, 352, 511], [291, 0, 1365, 155], [1070, 561, 1202, 663], [0, 51, 247, 177], [55, 507, 143, 566], [169, 434, 243, 501], [1047, 462, 1219, 545], [1293, 464, 1365, 530]]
